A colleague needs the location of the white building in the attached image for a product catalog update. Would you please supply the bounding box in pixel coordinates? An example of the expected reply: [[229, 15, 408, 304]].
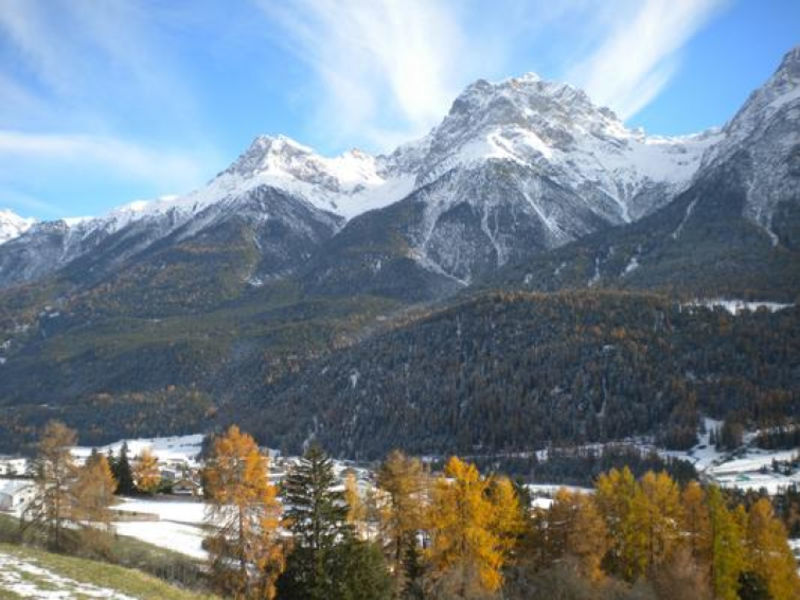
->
[[0, 478, 36, 511]]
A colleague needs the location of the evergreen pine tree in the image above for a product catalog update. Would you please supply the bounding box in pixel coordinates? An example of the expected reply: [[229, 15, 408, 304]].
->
[[277, 444, 390, 599], [112, 442, 136, 495], [401, 537, 425, 600], [738, 571, 771, 600]]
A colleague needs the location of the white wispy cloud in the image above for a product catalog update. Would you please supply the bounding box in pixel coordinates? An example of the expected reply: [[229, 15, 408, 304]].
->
[[566, 0, 728, 119], [0, 0, 200, 129], [0, 0, 220, 217], [257, 0, 728, 150], [0, 0, 731, 220], [0, 130, 209, 192], [257, 0, 481, 149]]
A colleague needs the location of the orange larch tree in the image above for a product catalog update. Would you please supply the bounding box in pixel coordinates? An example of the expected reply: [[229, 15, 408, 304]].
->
[[204, 425, 284, 600]]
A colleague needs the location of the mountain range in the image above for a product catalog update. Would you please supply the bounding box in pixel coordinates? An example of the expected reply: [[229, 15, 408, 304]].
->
[[0, 46, 798, 455]]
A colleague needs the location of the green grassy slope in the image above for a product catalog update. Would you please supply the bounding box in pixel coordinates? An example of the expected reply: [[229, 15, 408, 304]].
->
[[0, 542, 218, 600]]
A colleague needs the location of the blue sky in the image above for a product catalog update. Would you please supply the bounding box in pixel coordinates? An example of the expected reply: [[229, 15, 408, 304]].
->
[[0, 0, 798, 220]]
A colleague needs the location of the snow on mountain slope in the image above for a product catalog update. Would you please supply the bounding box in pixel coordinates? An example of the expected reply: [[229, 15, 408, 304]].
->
[[699, 45, 800, 242], [204, 134, 417, 219], [5, 47, 797, 290], [3, 71, 719, 248], [389, 73, 720, 223], [339, 73, 722, 285], [0, 209, 35, 245]]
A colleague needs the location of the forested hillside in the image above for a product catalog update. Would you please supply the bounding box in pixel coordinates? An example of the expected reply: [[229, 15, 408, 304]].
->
[[242, 291, 800, 458]]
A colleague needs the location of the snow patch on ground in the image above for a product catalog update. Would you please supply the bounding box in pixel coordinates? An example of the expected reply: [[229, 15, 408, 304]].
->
[[114, 520, 207, 561], [114, 497, 207, 524], [73, 434, 204, 467], [0, 551, 137, 599], [622, 256, 639, 276], [683, 299, 794, 315], [113, 497, 208, 559]]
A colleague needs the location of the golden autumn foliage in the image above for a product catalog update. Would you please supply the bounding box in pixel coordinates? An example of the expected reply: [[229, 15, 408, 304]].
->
[[680, 480, 712, 566], [344, 470, 369, 540], [745, 498, 800, 600], [634, 471, 682, 569], [595, 466, 639, 579], [204, 425, 284, 600], [425, 456, 522, 596], [25, 420, 78, 550], [18, 422, 800, 600], [376, 450, 427, 562], [487, 476, 525, 559], [133, 447, 161, 494], [593, 468, 800, 600], [707, 485, 746, 600], [543, 488, 608, 582], [73, 452, 117, 530]]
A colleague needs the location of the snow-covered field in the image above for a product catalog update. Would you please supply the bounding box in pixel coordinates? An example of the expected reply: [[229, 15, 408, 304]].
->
[[115, 497, 206, 524], [113, 497, 208, 560], [0, 550, 136, 599], [115, 519, 207, 561], [682, 299, 794, 315], [73, 433, 204, 466], [704, 448, 800, 494]]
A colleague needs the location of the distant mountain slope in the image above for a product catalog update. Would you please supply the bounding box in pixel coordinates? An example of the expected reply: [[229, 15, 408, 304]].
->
[[492, 153, 800, 301]]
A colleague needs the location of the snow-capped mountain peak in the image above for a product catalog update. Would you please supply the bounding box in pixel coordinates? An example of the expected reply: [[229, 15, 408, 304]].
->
[[390, 71, 719, 224], [703, 44, 800, 169], [0, 209, 36, 245], [696, 45, 800, 242], [173, 131, 418, 221], [2, 47, 797, 290], [220, 134, 385, 194]]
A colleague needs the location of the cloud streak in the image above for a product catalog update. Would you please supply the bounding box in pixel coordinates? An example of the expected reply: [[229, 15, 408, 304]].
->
[[258, 0, 480, 149], [566, 0, 728, 119], [0, 0, 733, 219], [0, 130, 209, 192], [0, 0, 221, 217], [257, 0, 729, 150]]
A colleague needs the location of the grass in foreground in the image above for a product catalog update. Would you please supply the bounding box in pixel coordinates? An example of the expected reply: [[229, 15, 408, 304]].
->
[[0, 541, 218, 599], [0, 512, 211, 595]]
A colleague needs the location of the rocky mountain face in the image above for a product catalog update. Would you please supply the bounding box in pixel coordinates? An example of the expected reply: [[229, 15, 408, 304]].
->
[[493, 46, 800, 300], [701, 45, 800, 244], [302, 74, 720, 294], [3, 47, 797, 296], [0, 65, 723, 293]]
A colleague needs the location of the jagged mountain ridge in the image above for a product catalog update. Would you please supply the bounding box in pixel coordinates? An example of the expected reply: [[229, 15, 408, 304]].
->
[[0, 64, 731, 291], [490, 47, 800, 300]]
